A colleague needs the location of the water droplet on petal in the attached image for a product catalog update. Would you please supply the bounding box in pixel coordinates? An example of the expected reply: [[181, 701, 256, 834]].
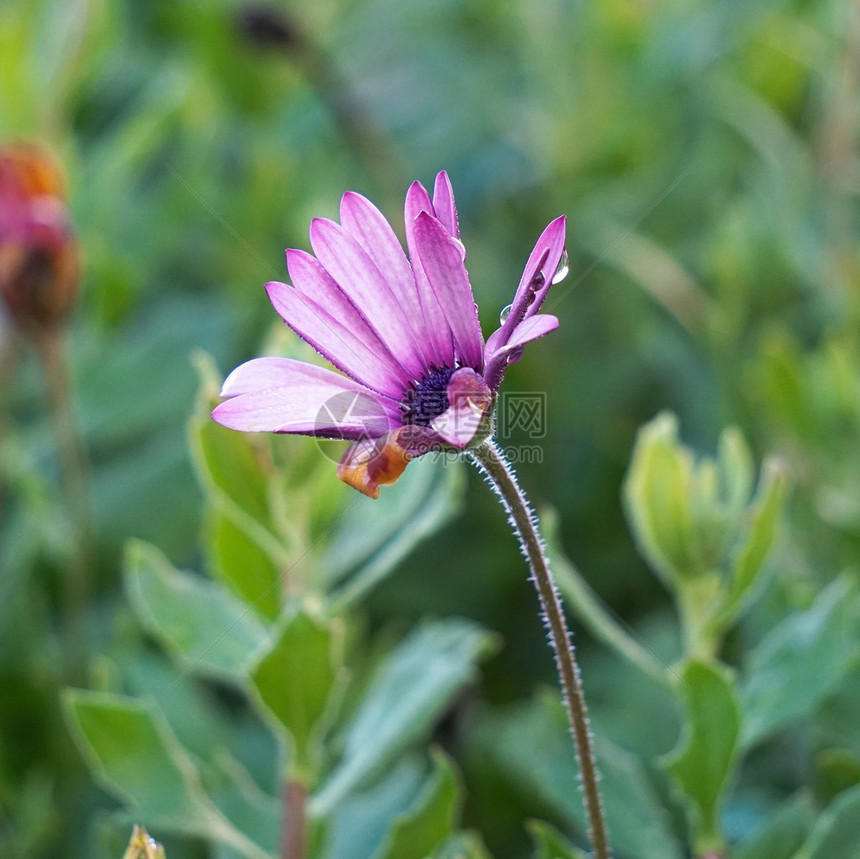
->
[[552, 250, 569, 285], [499, 303, 512, 324], [452, 238, 467, 259]]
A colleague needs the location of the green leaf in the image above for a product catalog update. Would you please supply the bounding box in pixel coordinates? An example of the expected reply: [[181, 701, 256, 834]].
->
[[718, 457, 788, 627], [716, 426, 754, 524], [122, 651, 273, 784], [64, 690, 190, 820], [208, 510, 281, 620], [624, 414, 787, 656], [324, 755, 431, 859], [431, 832, 494, 859], [313, 619, 494, 814], [734, 792, 815, 859], [663, 659, 741, 854], [623, 412, 697, 586], [795, 783, 860, 859], [815, 749, 860, 804], [188, 356, 291, 577], [124, 540, 270, 680], [250, 607, 343, 777], [741, 577, 860, 748], [375, 749, 461, 859], [203, 751, 280, 858], [326, 456, 465, 607], [189, 389, 272, 526], [62, 691, 271, 859], [527, 819, 589, 858], [119, 649, 281, 831], [481, 691, 682, 859]]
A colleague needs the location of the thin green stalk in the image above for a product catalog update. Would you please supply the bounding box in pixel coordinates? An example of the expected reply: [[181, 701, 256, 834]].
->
[[297, 41, 410, 205], [240, 6, 410, 208], [468, 439, 611, 859], [35, 326, 93, 675], [547, 539, 672, 688]]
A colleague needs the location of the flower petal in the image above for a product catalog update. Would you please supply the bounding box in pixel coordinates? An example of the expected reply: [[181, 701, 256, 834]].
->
[[310, 217, 426, 379], [429, 367, 492, 448], [514, 215, 566, 311], [487, 216, 565, 356], [265, 281, 405, 399], [338, 191, 432, 365], [432, 171, 459, 239], [484, 314, 559, 391], [412, 211, 484, 371], [339, 192, 415, 301], [286, 248, 405, 376], [337, 429, 413, 499], [213, 357, 395, 438], [403, 181, 455, 368]]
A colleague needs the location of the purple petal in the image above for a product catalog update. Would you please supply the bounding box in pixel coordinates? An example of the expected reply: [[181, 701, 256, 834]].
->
[[488, 216, 566, 356], [339, 192, 414, 293], [432, 172, 459, 239], [213, 357, 395, 438], [484, 314, 559, 391], [265, 281, 406, 399], [501, 313, 559, 353], [411, 212, 484, 371], [515, 215, 566, 307], [310, 218, 427, 379], [429, 367, 493, 448], [286, 249, 404, 374], [338, 192, 430, 364], [402, 182, 455, 368]]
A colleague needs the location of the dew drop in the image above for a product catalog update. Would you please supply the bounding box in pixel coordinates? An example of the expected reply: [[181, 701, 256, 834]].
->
[[552, 250, 569, 285], [499, 303, 512, 324]]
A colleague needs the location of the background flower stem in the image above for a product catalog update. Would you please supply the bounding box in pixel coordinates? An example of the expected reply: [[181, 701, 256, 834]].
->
[[34, 325, 93, 676], [544, 516, 672, 688], [469, 438, 611, 859], [238, 4, 409, 207]]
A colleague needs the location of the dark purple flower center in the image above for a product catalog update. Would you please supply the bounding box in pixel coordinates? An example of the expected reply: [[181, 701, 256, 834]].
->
[[401, 365, 456, 426]]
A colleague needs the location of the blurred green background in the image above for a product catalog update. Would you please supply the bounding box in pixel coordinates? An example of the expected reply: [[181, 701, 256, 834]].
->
[[1, 0, 859, 856]]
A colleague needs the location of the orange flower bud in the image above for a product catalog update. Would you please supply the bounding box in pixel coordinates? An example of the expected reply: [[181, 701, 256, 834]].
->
[[0, 143, 79, 333]]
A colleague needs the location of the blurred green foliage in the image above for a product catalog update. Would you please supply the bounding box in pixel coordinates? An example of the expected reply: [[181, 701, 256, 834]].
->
[[2, 0, 860, 856]]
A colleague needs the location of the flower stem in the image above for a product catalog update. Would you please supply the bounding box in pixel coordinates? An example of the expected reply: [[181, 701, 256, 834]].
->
[[239, 6, 409, 208], [34, 326, 93, 676], [282, 778, 308, 859], [468, 439, 611, 859]]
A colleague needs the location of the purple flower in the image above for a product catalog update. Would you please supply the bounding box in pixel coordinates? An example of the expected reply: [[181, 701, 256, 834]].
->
[[213, 172, 565, 498], [0, 143, 79, 332]]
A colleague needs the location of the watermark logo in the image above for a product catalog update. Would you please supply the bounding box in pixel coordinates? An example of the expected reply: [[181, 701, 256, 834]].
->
[[312, 390, 548, 467], [498, 392, 547, 440], [314, 390, 389, 463]]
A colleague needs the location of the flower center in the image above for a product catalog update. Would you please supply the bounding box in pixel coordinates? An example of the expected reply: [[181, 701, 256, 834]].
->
[[401, 365, 456, 426]]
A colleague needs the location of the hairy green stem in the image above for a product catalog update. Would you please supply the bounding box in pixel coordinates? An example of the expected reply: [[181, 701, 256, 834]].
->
[[468, 439, 611, 859]]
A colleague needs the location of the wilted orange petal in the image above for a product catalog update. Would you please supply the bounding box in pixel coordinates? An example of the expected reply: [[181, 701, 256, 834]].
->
[[337, 432, 412, 499]]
